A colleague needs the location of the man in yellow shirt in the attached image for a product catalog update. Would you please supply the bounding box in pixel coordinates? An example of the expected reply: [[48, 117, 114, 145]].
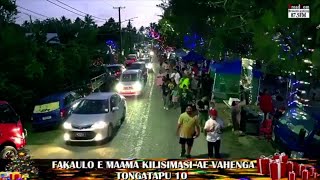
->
[[176, 105, 200, 158]]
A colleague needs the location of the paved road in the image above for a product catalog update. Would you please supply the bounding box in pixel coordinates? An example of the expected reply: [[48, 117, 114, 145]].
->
[[26, 58, 275, 159]]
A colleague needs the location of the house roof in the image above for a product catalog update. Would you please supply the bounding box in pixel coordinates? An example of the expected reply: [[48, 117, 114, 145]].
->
[[25, 33, 60, 44]]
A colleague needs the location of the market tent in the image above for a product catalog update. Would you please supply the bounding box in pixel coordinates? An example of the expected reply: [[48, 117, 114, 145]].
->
[[175, 48, 188, 57], [210, 60, 242, 101], [182, 50, 205, 63], [213, 60, 242, 74]]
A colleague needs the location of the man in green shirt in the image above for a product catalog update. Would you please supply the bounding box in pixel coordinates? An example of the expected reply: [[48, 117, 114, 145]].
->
[[176, 105, 200, 158]]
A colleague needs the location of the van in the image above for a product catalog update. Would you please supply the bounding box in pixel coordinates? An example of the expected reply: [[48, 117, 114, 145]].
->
[[0, 101, 27, 159]]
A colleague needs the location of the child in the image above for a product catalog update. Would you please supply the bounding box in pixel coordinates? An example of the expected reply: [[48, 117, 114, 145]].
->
[[171, 86, 179, 108]]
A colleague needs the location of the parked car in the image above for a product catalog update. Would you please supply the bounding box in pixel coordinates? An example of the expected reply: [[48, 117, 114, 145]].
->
[[62, 92, 126, 143], [0, 101, 27, 159], [126, 62, 148, 83], [127, 54, 137, 60], [115, 69, 145, 96], [105, 64, 126, 80], [31, 92, 82, 130], [272, 107, 320, 158]]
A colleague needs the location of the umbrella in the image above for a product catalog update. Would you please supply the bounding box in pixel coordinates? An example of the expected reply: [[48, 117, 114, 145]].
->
[[175, 49, 188, 57]]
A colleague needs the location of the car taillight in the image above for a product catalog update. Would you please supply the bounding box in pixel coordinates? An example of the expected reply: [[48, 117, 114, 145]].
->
[[60, 109, 67, 118]]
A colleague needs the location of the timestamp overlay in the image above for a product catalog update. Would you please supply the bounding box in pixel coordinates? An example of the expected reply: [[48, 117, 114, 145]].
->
[[288, 4, 310, 19]]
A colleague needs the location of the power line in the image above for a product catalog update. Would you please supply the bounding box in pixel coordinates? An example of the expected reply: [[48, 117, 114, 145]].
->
[[18, 11, 44, 20], [45, 0, 104, 22], [54, 0, 107, 21], [17, 6, 51, 19]]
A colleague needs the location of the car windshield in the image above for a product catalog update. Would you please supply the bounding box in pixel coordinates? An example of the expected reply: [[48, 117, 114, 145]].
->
[[73, 99, 109, 114], [121, 74, 138, 82], [279, 108, 316, 136], [107, 66, 121, 73], [0, 104, 18, 123], [127, 64, 143, 69]]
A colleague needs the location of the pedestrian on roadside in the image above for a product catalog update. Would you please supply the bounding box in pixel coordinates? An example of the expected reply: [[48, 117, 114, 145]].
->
[[176, 105, 200, 158], [204, 109, 222, 158], [190, 76, 199, 98], [259, 89, 273, 120], [180, 85, 193, 113], [197, 96, 209, 132], [231, 100, 246, 135], [170, 68, 181, 85], [162, 80, 170, 110], [171, 85, 179, 108]]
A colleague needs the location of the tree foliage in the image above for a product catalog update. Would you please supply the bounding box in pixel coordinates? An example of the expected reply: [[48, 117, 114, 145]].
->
[[0, 0, 144, 118], [158, 0, 320, 73]]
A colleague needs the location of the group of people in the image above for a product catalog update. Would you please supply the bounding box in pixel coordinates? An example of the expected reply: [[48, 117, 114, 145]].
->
[[176, 103, 223, 158], [156, 56, 223, 158], [158, 60, 213, 113]]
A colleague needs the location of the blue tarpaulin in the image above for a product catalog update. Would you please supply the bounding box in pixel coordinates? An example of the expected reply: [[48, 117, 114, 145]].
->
[[253, 69, 263, 78], [210, 60, 242, 75], [182, 50, 205, 63]]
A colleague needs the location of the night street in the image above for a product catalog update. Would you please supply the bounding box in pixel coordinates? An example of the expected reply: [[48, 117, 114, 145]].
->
[[25, 63, 274, 159]]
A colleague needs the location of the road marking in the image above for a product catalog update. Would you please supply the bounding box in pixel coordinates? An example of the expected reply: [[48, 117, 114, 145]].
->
[[134, 73, 155, 158]]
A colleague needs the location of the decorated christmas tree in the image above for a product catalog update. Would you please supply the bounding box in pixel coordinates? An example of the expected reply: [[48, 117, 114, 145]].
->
[[5, 149, 38, 178]]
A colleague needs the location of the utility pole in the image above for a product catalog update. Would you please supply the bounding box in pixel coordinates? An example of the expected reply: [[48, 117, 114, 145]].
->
[[113, 6, 125, 55], [29, 15, 33, 33]]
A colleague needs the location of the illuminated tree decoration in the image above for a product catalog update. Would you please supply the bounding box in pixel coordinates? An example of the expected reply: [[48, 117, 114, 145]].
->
[[106, 40, 117, 49], [183, 33, 203, 50], [5, 149, 38, 178]]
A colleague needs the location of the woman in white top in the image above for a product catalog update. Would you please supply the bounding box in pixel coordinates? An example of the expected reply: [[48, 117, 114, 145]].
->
[[204, 109, 221, 158]]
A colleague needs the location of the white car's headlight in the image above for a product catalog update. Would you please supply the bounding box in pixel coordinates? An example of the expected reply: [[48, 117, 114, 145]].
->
[[133, 82, 142, 91], [149, 51, 154, 56], [115, 83, 123, 91], [146, 63, 152, 69], [63, 122, 72, 129], [91, 121, 108, 129]]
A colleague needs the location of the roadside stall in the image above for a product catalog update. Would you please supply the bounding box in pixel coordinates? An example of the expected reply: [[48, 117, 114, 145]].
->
[[210, 59, 242, 102]]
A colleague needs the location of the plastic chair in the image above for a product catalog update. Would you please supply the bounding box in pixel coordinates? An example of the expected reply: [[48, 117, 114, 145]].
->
[[259, 119, 273, 140]]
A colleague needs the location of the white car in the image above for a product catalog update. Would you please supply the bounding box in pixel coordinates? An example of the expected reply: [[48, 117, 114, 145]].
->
[[115, 69, 145, 96], [63, 92, 126, 143]]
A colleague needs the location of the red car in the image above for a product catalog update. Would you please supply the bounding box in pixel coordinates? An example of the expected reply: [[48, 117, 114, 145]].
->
[[105, 64, 126, 79], [0, 101, 27, 159], [124, 54, 138, 66]]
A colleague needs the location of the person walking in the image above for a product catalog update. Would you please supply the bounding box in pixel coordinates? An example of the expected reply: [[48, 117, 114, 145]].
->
[[176, 105, 200, 158], [259, 89, 274, 120], [162, 80, 170, 110], [190, 76, 199, 98], [197, 96, 210, 132], [170, 68, 181, 86], [231, 100, 246, 135], [204, 109, 222, 158], [180, 85, 193, 113], [171, 86, 179, 108]]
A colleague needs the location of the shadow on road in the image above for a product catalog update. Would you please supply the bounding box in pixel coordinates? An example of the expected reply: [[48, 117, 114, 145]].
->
[[192, 153, 230, 159]]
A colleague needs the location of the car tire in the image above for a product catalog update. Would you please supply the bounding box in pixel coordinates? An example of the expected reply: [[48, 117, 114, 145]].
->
[[108, 124, 114, 139], [0, 146, 17, 159], [121, 108, 126, 123]]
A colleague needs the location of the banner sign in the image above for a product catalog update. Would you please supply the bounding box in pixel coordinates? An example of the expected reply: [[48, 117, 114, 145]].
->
[[0, 156, 319, 179]]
